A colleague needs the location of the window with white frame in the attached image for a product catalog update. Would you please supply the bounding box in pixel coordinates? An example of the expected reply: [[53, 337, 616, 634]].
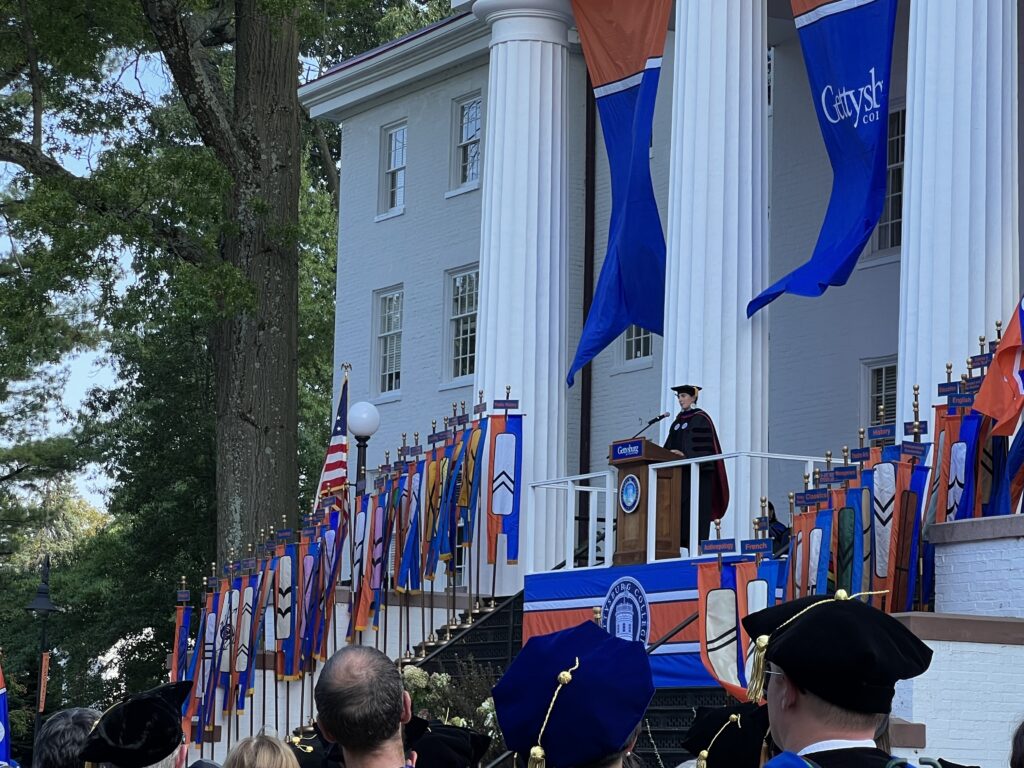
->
[[868, 361, 898, 444], [376, 288, 403, 394], [382, 123, 407, 212], [624, 324, 652, 362], [876, 108, 905, 251], [453, 95, 482, 188], [448, 267, 479, 380]]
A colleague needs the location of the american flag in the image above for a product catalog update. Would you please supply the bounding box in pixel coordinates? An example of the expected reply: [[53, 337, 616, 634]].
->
[[316, 377, 349, 498]]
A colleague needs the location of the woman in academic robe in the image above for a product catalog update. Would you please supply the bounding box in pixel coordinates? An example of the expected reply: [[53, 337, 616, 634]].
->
[[663, 384, 729, 551]]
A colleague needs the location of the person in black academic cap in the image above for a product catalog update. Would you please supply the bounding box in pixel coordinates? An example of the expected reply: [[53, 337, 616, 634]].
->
[[741, 592, 934, 768], [680, 702, 774, 768], [664, 385, 729, 551], [80, 681, 192, 768], [492, 621, 654, 768]]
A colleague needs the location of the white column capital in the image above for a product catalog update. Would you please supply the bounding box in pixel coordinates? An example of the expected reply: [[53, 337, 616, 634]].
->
[[470, 0, 574, 45]]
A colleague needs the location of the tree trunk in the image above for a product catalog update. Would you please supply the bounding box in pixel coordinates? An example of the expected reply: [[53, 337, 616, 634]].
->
[[216, 0, 301, 559]]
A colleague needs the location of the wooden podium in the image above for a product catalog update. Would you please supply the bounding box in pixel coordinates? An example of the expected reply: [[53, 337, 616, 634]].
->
[[608, 438, 681, 565]]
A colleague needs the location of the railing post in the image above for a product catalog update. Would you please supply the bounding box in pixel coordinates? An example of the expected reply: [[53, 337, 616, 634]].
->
[[565, 480, 576, 571], [689, 461, 699, 556], [587, 482, 598, 567], [605, 470, 616, 565]]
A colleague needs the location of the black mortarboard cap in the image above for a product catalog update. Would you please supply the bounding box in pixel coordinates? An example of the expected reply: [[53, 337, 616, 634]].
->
[[681, 703, 769, 768], [741, 592, 932, 714], [493, 621, 654, 768], [80, 682, 191, 768], [671, 385, 702, 397]]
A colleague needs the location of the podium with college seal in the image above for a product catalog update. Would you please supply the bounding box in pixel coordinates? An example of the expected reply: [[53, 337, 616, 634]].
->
[[609, 438, 682, 564]]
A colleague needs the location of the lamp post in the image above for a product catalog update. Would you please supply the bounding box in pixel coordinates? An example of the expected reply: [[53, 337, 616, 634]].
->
[[348, 401, 381, 495], [26, 553, 58, 749]]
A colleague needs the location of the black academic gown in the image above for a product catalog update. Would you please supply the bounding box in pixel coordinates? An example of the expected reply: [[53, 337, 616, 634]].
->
[[802, 747, 895, 767], [663, 407, 728, 549]]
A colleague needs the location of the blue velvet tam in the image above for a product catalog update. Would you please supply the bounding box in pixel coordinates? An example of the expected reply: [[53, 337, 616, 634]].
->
[[492, 621, 654, 768]]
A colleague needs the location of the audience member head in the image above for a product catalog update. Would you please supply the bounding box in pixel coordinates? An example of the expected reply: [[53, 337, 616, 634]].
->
[[34, 707, 102, 768], [1011, 719, 1024, 768], [680, 702, 771, 768], [314, 646, 410, 758], [493, 621, 654, 768], [224, 736, 298, 768], [80, 681, 192, 768], [741, 592, 932, 755]]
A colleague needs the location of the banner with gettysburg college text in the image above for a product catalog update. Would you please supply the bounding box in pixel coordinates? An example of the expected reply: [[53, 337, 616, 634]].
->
[[747, 0, 898, 316]]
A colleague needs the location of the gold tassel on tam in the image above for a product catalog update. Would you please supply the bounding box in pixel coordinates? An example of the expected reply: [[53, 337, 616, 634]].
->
[[696, 713, 740, 768], [527, 658, 581, 768], [746, 635, 769, 703]]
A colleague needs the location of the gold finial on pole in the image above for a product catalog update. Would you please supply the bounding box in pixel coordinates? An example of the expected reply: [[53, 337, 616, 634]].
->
[[813, 467, 821, 487], [202, 576, 208, 591], [996, 319, 1003, 340], [858, 427, 865, 449], [966, 357, 973, 376], [180, 575, 187, 591], [946, 362, 953, 382], [478, 389, 485, 406], [414, 431, 420, 446], [341, 361, 352, 376], [803, 473, 810, 491], [385, 450, 390, 465], [210, 562, 217, 579], [825, 450, 832, 471], [979, 335, 987, 355], [452, 402, 458, 421], [505, 385, 511, 399], [592, 606, 602, 624], [842, 446, 849, 465], [460, 400, 466, 416], [788, 492, 795, 518]]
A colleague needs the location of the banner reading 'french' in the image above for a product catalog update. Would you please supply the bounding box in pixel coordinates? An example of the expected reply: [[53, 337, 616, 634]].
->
[[747, 0, 897, 316], [566, 0, 671, 385]]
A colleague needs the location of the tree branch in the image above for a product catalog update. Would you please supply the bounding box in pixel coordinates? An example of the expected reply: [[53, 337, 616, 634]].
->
[[139, 0, 246, 177], [0, 136, 216, 267], [17, 0, 42, 150], [311, 121, 339, 208]]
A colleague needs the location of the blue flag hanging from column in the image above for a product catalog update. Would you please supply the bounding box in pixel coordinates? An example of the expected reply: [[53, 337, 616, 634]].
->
[[566, 0, 672, 386], [0, 661, 9, 764], [747, 0, 898, 316]]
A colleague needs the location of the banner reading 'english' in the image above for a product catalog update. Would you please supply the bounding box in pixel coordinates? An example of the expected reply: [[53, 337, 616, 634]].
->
[[747, 0, 898, 317]]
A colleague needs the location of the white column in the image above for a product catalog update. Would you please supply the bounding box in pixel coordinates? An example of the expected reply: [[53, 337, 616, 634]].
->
[[897, 1, 1019, 425], [471, 0, 571, 591], [661, 0, 769, 541]]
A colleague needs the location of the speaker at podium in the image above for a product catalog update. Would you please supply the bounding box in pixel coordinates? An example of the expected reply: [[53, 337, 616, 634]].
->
[[608, 437, 682, 564]]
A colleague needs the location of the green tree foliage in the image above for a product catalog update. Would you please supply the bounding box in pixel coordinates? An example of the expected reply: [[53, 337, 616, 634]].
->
[[0, 0, 453, 763]]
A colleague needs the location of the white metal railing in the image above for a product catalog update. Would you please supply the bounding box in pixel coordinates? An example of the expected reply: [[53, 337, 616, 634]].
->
[[646, 451, 829, 563], [526, 470, 617, 573]]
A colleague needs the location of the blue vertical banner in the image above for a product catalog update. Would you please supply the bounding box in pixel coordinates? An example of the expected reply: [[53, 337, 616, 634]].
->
[[747, 0, 898, 316], [566, 0, 672, 385], [0, 661, 9, 764]]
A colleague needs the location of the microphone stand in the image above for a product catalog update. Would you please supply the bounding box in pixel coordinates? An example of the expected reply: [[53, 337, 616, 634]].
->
[[631, 415, 671, 440]]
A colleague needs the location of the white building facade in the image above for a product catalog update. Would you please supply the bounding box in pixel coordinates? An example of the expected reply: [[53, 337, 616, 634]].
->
[[299, 0, 1023, 595]]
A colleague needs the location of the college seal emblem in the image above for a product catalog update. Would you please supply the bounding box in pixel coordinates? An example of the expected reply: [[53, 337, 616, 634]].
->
[[601, 576, 650, 644], [619, 474, 641, 514]]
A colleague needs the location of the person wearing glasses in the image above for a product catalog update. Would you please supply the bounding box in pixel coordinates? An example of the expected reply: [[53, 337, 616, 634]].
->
[[740, 593, 933, 768]]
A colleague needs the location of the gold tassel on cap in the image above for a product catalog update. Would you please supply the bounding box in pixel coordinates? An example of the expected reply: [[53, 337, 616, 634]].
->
[[527, 657, 581, 768], [695, 713, 740, 768], [746, 635, 769, 703]]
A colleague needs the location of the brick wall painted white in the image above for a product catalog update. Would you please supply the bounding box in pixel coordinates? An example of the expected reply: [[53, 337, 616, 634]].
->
[[934, 538, 1024, 618], [892, 639, 1024, 767]]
